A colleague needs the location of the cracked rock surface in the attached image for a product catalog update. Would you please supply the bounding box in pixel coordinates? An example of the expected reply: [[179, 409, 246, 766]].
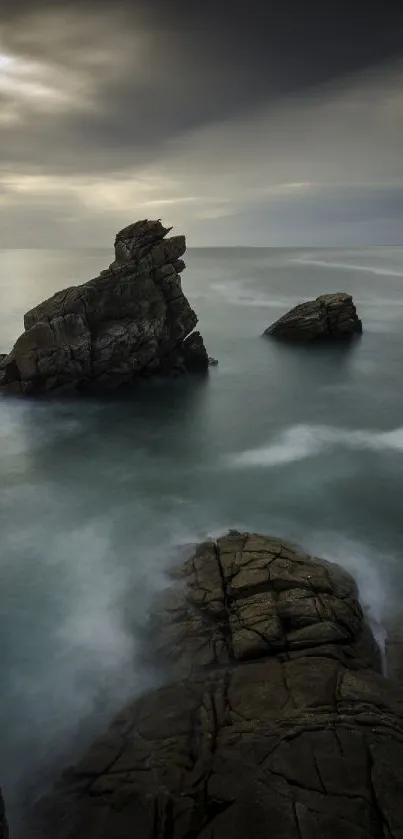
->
[[0, 220, 209, 395], [33, 532, 403, 838], [265, 292, 363, 341], [386, 621, 403, 684]]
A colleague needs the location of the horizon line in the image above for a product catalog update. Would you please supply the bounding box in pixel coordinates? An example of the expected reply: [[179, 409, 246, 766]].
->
[[1, 244, 403, 251]]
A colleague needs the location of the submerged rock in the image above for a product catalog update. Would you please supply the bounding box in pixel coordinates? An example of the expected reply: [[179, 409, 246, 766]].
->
[[265, 292, 362, 341], [0, 220, 210, 395], [33, 531, 403, 839]]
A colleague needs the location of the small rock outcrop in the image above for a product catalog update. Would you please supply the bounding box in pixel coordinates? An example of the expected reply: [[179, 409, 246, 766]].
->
[[33, 532, 403, 839], [0, 220, 210, 395], [265, 292, 362, 341]]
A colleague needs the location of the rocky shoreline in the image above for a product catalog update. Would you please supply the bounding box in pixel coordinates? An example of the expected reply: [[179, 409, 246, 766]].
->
[[22, 531, 403, 839]]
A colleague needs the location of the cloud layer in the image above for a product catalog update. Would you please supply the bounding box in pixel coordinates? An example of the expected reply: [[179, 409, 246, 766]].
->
[[1, 1, 403, 245]]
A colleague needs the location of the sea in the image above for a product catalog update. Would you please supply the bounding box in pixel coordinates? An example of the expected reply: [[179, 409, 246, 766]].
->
[[1, 246, 403, 831]]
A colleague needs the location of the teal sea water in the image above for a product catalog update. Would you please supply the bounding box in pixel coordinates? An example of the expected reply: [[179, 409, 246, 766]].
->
[[1, 246, 403, 828]]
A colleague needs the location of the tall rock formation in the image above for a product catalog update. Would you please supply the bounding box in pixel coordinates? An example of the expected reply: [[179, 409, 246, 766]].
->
[[0, 220, 209, 395]]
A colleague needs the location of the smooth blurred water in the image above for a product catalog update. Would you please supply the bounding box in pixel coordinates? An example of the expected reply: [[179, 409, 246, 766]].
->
[[1, 245, 403, 827]]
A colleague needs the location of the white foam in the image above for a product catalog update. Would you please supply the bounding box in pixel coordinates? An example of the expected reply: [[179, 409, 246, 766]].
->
[[226, 424, 403, 468], [291, 257, 403, 277], [303, 532, 392, 672]]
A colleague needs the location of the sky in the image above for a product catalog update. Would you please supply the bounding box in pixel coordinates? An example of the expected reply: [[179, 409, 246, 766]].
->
[[1, 0, 403, 246]]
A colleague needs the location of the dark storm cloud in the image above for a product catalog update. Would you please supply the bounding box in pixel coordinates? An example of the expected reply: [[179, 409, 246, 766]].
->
[[1, 0, 403, 174], [1, 0, 403, 244], [183, 185, 403, 247]]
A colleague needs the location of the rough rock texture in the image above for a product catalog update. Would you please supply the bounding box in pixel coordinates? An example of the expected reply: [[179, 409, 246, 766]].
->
[[0, 790, 8, 839], [33, 532, 403, 839], [265, 292, 363, 341], [386, 621, 403, 684], [0, 220, 210, 395]]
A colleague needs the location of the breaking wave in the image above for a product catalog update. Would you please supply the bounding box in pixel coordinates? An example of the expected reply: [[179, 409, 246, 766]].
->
[[302, 531, 392, 672], [226, 424, 403, 468]]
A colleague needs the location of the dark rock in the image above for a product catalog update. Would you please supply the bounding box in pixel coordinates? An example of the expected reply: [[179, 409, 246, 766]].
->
[[181, 331, 210, 372], [208, 357, 219, 366], [0, 220, 209, 396], [0, 789, 8, 839], [0, 353, 20, 385], [386, 620, 403, 684], [32, 532, 403, 839], [265, 292, 363, 341]]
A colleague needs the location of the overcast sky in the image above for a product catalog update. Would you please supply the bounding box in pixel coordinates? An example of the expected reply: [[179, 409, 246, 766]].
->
[[1, 0, 403, 246]]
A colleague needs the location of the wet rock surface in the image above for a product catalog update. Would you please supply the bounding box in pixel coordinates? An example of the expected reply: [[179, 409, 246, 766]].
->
[[265, 292, 362, 341], [32, 531, 403, 839], [386, 620, 403, 684], [0, 220, 210, 395]]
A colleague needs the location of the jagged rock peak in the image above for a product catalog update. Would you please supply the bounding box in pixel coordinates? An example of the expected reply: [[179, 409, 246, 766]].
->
[[0, 219, 212, 396], [113, 219, 174, 265]]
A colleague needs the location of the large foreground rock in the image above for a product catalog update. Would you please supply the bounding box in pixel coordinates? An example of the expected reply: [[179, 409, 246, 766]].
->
[[265, 292, 362, 341], [33, 532, 403, 839], [0, 220, 209, 395]]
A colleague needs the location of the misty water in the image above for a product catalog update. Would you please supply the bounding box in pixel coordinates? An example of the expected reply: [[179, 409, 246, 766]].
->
[[1, 246, 403, 827]]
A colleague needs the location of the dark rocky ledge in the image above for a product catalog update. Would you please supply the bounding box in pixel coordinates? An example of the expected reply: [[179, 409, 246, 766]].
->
[[30, 531, 403, 839], [0, 790, 8, 839], [0, 220, 210, 396], [264, 292, 363, 342]]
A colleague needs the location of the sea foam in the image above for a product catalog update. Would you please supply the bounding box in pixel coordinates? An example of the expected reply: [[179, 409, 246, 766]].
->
[[226, 424, 403, 468]]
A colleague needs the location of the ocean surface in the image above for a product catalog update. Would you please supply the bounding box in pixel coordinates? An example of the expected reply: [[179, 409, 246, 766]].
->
[[1, 246, 403, 830]]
